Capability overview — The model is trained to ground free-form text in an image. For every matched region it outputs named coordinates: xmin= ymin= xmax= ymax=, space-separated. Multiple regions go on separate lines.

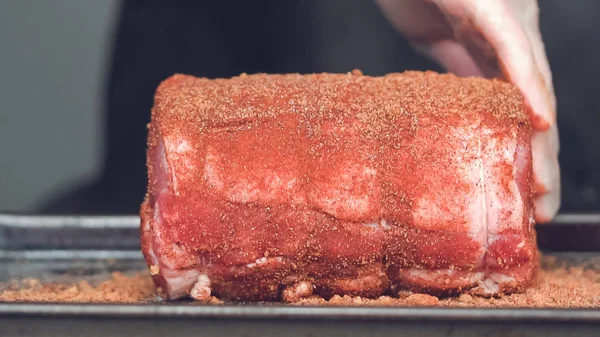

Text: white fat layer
xmin=204 ymin=147 xmax=301 ymax=204
xmin=282 ymin=281 xmax=314 ymax=302
xmin=190 ymin=274 xmax=212 ymax=301
xmin=363 ymin=218 xmax=391 ymax=230
xmin=292 ymin=281 xmax=313 ymax=295
xmin=175 ymin=139 xmax=191 ymax=152
xmin=162 ymin=269 xmax=202 ymax=299
xmin=483 ymin=132 xmax=524 ymax=235
xmin=308 ymin=163 xmax=377 ymax=219
xmin=411 ymin=126 xmax=486 ymax=249
xmin=480 ymin=278 xmax=500 ymax=294
xmin=380 ymin=219 xmax=390 ymax=230
xmin=227 ymin=178 xmax=260 ymax=203
xmin=152 ymin=203 xmax=179 ymax=270
xmin=478 ymin=273 xmax=517 ymax=295
xmin=490 ymin=273 xmax=516 ymax=284
xmin=406 ymin=269 xmax=484 ymax=282
xmin=164 ymin=140 xmax=179 ymax=195
xmin=164 ymin=137 xmax=195 ymax=196
xmin=487 ymin=233 xmax=524 ymax=245
xmin=246 ymin=257 xmax=284 ymax=269
xmin=204 ymin=149 xmax=225 ymax=190
xmin=478 ymin=131 xmax=489 ymax=265
xmin=143 ymin=219 xmax=159 ymax=267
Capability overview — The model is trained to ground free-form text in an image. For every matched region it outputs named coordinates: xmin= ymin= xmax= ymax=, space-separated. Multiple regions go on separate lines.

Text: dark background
xmin=37 ymin=0 xmax=600 ymax=215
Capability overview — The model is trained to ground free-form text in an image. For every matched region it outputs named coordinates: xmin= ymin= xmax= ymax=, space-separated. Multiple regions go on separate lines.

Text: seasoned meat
xmin=140 ymin=70 xmax=536 ymax=301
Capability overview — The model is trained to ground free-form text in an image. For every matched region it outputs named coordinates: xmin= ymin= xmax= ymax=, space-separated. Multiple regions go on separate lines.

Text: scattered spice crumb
xmin=1 ymin=260 xmax=599 ymax=308
xmin=294 ymin=268 xmax=600 ymax=308
xmin=0 ymin=272 xmax=158 ymax=303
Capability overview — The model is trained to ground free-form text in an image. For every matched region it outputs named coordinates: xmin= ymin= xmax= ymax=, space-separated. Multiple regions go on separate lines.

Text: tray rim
xmin=1 ymin=303 xmax=600 ymax=322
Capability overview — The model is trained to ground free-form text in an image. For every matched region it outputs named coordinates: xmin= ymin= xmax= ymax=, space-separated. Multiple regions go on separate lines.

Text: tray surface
xmin=0 ymin=213 xmax=599 ymax=337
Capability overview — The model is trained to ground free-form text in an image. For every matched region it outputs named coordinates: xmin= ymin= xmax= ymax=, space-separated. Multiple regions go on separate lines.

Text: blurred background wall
xmin=0 ymin=0 xmax=118 ymax=211
xmin=0 ymin=0 xmax=599 ymax=213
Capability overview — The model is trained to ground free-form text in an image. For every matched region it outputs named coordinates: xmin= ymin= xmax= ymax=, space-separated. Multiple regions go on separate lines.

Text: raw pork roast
xmin=141 ymin=71 xmax=537 ymax=301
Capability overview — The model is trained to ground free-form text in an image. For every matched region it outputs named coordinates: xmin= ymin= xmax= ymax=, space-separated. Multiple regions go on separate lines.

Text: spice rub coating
xmin=142 ymin=70 xmax=535 ymax=301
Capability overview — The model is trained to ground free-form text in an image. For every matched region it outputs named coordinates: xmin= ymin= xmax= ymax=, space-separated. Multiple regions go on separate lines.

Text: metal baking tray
xmin=0 ymin=213 xmax=599 ymax=337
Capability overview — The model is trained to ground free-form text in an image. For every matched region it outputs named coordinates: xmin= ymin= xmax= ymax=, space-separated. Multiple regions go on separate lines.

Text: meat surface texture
xmin=141 ymin=70 xmax=537 ymax=302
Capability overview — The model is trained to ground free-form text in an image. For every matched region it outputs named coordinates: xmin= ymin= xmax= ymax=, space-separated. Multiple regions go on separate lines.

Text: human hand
xmin=376 ymin=0 xmax=560 ymax=223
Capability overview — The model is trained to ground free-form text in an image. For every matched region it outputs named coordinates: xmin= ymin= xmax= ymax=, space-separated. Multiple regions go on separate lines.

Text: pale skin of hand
xmin=376 ymin=0 xmax=560 ymax=223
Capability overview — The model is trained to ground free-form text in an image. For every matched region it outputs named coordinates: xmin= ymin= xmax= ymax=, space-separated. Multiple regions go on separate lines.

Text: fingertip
xmin=534 ymin=189 xmax=561 ymax=224
xmin=529 ymin=112 xmax=551 ymax=131
xmin=514 ymin=70 xmax=554 ymax=132
xmin=531 ymin=128 xmax=561 ymax=224
xmin=531 ymin=130 xmax=560 ymax=195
